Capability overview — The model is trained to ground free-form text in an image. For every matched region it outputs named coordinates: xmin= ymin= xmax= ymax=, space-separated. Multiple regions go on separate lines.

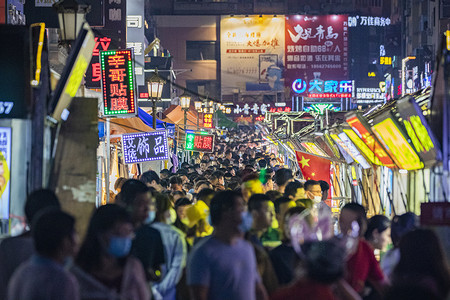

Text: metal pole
xmin=106 ymin=118 xmax=111 ymax=204
xmin=152 ymin=99 xmax=157 ymax=129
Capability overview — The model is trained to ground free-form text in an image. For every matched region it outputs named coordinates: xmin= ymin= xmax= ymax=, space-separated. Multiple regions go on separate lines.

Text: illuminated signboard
xmin=100 ymin=49 xmax=137 ymax=117
xmin=203 ymin=114 xmax=213 ymax=128
xmin=346 ymin=114 xmax=395 ymax=167
xmin=51 ymin=24 xmax=95 ymax=122
xmin=185 ymin=132 xmax=215 ymax=153
xmin=122 ymin=131 xmax=169 ymax=164
xmin=380 ymin=57 xmax=392 ymax=65
xmin=348 ymin=16 xmax=391 ymax=27
xmin=0 ymin=127 xmax=11 ymax=219
xmin=371 ymin=115 xmax=423 ymax=170
xmin=324 ymin=132 xmax=342 ymax=160
xmin=301 ymin=142 xmax=329 ymax=157
xmin=292 ymin=79 xmax=353 ymax=98
xmin=304 ymin=103 xmax=340 ymax=114
xmin=268 ymin=107 xmax=292 ymax=113
xmin=354 ymin=88 xmax=384 ymax=102
xmin=331 ymin=132 xmax=371 ymax=169
xmin=343 ymin=128 xmax=381 ymax=165
xmin=397 ymin=96 xmax=441 ymax=166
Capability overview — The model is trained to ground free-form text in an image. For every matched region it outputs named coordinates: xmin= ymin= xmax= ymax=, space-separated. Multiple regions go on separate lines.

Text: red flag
xmin=295 ymin=151 xmax=331 ymax=184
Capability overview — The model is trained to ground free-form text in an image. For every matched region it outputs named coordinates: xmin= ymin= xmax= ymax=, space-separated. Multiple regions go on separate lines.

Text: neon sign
xmin=185 ymin=132 xmax=215 ymax=153
xmin=292 ymin=78 xmax=353 ymax=98
xmin=203 ymin=114 xmax=213 ymax=128
xmin=100 ymin=49 xmax=137 ymax=117
xmin=268 ymin=107 xmax=292 ymax=113
xmin=122 ymin=131 xmax=169 ymax=163
xmin=304 ymin=103 xmax=340 ymax=114
xmin=371 ymin=116 xmax=423 ymax=170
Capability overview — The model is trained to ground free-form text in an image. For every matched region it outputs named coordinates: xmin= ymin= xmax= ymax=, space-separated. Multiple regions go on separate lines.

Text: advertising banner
xmin=122 ymin=131 xmax=169 ymax=164
xmin=0 ymin=127 xmax=11 ymax=220
xmin=185 ymin=133 xmax=215 ymax=153
xmin=220 ymin=15 xmax=285 ymax=95
xmin=285 ymin=15 xmax=348 ymax=96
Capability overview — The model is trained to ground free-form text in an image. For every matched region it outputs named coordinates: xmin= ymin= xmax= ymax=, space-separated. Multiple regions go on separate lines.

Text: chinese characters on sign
xmin=126 ymin=0 xmax=144 ymax=86
xmin=185 ymin=133 xmax=215 ymax=153
xmin=203 ymin=114 xmax=213 ymax=128
xmin=292 ymin=78 xmax=353 ymax=98
xmin=122 ymin=131 xmax=169 ymax=164
xmin=85 ymin=0 xmax=126 ymax=88
xmin=348 ymin=16 xmax=391 ymax=27
xmin=353 ymin=87 xmax=385 ymax=103
xmin=285 ymin=15 xmax=348 ymax=92
xmin=100 ymin=49 xmax=137 ymax=116
xmin=0 ymin=127 xmax=11 ymax=219
xmin=221 ymin=15 xmax=285 ymax=95
xmin=380 ymin=57 xmax=392 ymax=65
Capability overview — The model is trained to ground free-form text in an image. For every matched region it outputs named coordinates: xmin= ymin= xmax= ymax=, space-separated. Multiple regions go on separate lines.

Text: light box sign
xmin=346 ymin=114 xmax=395 ymax=167
xmin=301 ymin=142 xmax=329 ymax=157
xmin=203 ymin=114 xmax=213 ymax=128
xmin=100 ymin=49 xmax=137 ymax=117
xmin=397 ymin=96 xmax=441 ymax=166
xmin=0 ymin=127 xmax=11 ymax=219
xmin=343 ymin=128 xmax=381 ymax=165
xmin=285 ymin=15 xmax=349 ymax=92
xmin=292 ymin=79 xmax=352 ymax=98
xmin=331 ymin=132 xmax=371 ymax=169
xmin=371 ymin=114 xmax=423 ymax=170
xmin=185 ymin=132 xmax=215 ymax=153
xmin=122 ymin=131 xmax=169 ymax=164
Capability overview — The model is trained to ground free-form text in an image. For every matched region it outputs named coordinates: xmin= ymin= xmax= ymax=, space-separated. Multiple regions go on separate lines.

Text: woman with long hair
xmin=72 ymin=204 xmax=150 ymax=300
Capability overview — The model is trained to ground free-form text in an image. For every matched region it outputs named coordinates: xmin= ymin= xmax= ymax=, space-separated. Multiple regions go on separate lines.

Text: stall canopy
xmin=163 ymin=105 xmax=201 ymax=130
xmin=138 ymin=107 xmax=175 ymax=131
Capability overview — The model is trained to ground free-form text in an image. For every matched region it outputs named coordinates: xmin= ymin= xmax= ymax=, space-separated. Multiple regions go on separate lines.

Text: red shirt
xmin=271 ymin=278 xmax=336 ymax=300
xmin=346 ymin=239 xmax=384 ymax=293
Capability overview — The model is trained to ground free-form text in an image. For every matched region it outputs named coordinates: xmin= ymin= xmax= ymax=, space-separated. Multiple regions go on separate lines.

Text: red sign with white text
xmin=285 ymin=15 xmax=348 ymax=94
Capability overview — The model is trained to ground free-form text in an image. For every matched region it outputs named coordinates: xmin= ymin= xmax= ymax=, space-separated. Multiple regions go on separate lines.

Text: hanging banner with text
xmin=220 ymin=15 xmax=285 ymax=96
xmin=100 ymin=49 xmax=137 ymax=117
xmin=285 ymin=15 xmax=348 ymax=96
xmin=122 ymin=131 xmax=169 ymax=164
xmin=0 ymin=127 xmax=11 ymax=220
xmin=84 ymin=0 xmax=126 ymax=88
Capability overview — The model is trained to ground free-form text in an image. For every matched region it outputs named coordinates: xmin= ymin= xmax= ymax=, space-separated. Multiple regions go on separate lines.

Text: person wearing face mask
xmin=73 ymin=204 xmax=150 ymax=300
xmin=151 ymin=193 xmax=187 ymax=300
xmin=7 ymin=209 xmax=79 ymax=300
xmin=303 ymin=180 xmax=323 ymax=203
xmin=118 ymin=179 xmax=165 ymax=284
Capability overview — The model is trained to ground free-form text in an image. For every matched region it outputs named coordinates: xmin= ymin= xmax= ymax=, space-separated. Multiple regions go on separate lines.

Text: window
xmin=186 ymin=41 xmax=216 ymax=61
xmin=186 ymin=80 xmax=219 ymax=100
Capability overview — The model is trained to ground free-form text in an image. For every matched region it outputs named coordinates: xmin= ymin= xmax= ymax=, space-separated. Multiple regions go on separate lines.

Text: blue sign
xmin=122 ymin=131 xmax=169 ymax=164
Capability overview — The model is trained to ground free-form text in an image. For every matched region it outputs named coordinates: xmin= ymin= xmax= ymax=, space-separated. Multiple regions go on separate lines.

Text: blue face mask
xmin=145 ymin=211 xmax=156 ymax=224
xmin=107 ymin=236 xmax=132 ymax=258
xmin=239 ymin=211 xmax=253 ymax=233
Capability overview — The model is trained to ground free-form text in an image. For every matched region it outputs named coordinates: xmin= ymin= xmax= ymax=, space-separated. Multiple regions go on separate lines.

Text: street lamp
xmin=146 ymin=70 xmax=165 ymax=129
xmin=180 ymin=91 xmax=191 ymax=132
xmin=53 ymin=0 xmax=90 ymax=45
xmin=194 ymin=100 xmax=202 ymax=130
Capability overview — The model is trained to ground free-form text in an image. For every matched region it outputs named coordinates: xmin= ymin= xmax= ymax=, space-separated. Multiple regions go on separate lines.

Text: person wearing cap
xmin=185 ymin=200 xmax=214 ymax=245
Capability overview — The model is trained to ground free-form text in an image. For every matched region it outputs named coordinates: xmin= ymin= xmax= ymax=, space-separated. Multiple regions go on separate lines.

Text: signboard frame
xmin=121 ymin=131 xmax=169 ymax=164
xmin=185 ymin=132 xmax=216 ymax=153
xmin=100 ymin=49 xmax=138 ymax=117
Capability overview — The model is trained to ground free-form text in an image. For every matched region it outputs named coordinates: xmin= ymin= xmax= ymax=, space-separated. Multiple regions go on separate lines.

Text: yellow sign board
xmin=343 ymin=129 xmax=382 ymax=165
xmin=372 ymin=118 xmax=423 ymax=170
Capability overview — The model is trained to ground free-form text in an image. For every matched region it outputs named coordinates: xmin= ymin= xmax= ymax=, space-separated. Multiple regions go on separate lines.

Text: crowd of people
xmin=0 ymin=127 xmax=449 ymax=300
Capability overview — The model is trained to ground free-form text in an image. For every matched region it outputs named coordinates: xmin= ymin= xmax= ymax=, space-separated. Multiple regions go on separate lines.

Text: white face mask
xmin=313 ymin=196 xmax=322 ymax=203
xmin=165 ymin=208 xmax=177 ymax=224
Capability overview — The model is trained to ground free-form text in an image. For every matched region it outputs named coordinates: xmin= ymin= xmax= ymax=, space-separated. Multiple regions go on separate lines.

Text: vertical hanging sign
xmin=0 ymin=127 xmax=11 ymax=220
xmin=100 ymin=49 xmax=137 ymax=117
